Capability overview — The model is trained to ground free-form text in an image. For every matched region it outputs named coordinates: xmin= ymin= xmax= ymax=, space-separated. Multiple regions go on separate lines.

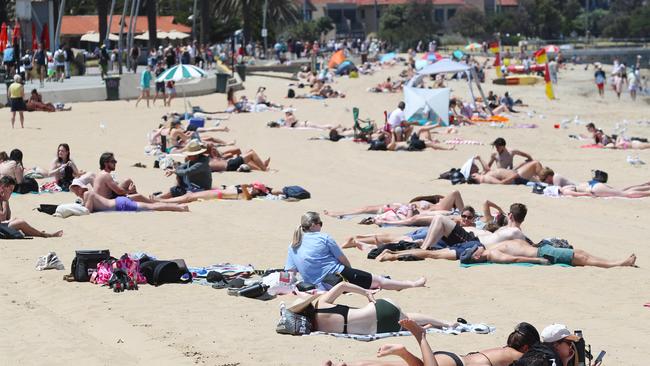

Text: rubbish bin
xmin=104 ymin=75 xmax=120 ymax=101
xmin=361 ymin=52 xmax=368 ymax=64
xmin=216 ymin=73 xmax=229 ymax=93
xmin=235 ymin=64 xmax=246 ymax=81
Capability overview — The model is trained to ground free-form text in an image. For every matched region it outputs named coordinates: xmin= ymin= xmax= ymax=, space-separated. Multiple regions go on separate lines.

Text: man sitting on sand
xmin=70 ymin=180 xmax=188 ymax=213
xmin=487 ymin=138 xmax=534 ymax=170
xmin=93 ymin=152 xmax=138 ymax=199
xmin=156 ymin=140 xmax=212 ymax=199
xmin=0 ymin=176 xmax=63 ymax=237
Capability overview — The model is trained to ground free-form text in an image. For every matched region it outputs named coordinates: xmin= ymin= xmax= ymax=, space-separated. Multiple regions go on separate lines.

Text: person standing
xmin=53 ymin=46 xmax=66 ymax=82
xmin=64 ymin=44 xmax=74 ymax=78
xmin=99 ymin=45 xmax=109 ymax=79
xmin=135 ymin=65 xmax=152 ymax=108
xmin=8 ymin=74 xmax=26 ymax=128
xmin=33 ymin=44 xmax=47 ymax=87
xmin=594 ymin=63 xmax=606 ymax=98
xmin=152 ymin=63 xmax=166 ymax=105
xmin=3 ymin=43 xmax=15 ymax=76
xmin=130 ymin=46 xmax=140 ymax=73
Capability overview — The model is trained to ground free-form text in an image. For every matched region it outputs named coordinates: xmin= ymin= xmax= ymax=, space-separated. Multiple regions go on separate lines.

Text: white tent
xmin=80 ymin=32 xmax=119 ymax=43
xmin=403 ymin=86 xmax=450 ymax=126
xmin=134 ymin=31 xmax=170 ymax=40
xmin=406 ymin=58 xmax=489 ymax=114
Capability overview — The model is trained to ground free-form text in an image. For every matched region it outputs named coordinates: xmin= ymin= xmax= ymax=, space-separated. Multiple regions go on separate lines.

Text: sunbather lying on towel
xmin=267 ymin=109 xmax=348 ymax=130
xmin=289 ymin=282 xmax=455 ymax=336
xmin=326 ymin=320 xmax=540 ymax=366
xmin=324 ymin=190 xmax=464 ymax=221
xmin=555 ymin=180 xmax=650 ymax=198
xmin=206 ymin=143 xmax=271 ymax=172
xmin=153 ymin=182 xmax=283 ymax=204
xmin=469 ymin=158 xmax=545 ymax=185
xmin=70 ymin=183 xmax=188 ymax=213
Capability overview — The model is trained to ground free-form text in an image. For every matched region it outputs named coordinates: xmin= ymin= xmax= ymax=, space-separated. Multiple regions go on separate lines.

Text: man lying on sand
xmin=469 ymin=156 xmax=545 ymax=185
xmin=0 ymin=176 xmax=63 ymax=237
xmin=325 ymin=320 xmax=541 ymax=366
xmin=206 ymin=143 xmax=270 ymax=172
xmin=70 ymin=180 xmax=188 ymax=213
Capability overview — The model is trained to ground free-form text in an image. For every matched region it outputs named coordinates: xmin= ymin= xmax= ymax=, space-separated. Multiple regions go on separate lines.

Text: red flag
xmin=32 ymin=22 xmax=38 ymax=50
xmin=41 ymin=23 xmax=49 ymax=50
xmin=0 ymin=23 xmax=7 ymax=52
xmin=12 ymin=22 xmax=21 ymax=42
xmin=488 ymin=41 xmax=499 ymax=54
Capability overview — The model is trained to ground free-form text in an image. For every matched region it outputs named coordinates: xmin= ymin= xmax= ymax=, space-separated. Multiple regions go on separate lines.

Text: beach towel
xmin=580 ymin=144 xmax=603 ymax=149
xmin=471 ymin=115 xmax=510 ymax=123
xmin=460 ymin=262 xmax=572 ymax=268
xmin=445 ymin=138 xmax=484 ymax=145
xmin=53 ymin=203 xmax=90 ymax=218
xmin=189 ymin=263 xmax=256 ymax=285
xmin=40 ymin=181 xmax=63 ymax=193
xmin=308 ymin=322 xmax=495 ymax=342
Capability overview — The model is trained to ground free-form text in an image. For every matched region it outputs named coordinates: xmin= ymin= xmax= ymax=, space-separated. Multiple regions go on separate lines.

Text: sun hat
xmin=541 ymin=324 xmax=580 ymax=343
xmin=287 ymin=293 xmax=321 ymax=313
xmin=183 ymin=140 xmax=207 ymax=156
xmin=69 ymin=178 xmax=88 ymax=189
xmin=252 ymin=181 xmax=269 ymax=194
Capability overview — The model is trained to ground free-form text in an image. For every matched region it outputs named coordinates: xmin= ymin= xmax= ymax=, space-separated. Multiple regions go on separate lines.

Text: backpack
xmin=139 ymin=259 xmax=192 ymax=286
xmin=0 ymin=223 xmax=26 ymax=239
xmin=276 ymin=305 xmax=312 ymax=335
xmin=282 ymin=186 xmax=311 ymax=200
xmin=287 ymin=88 xmax=295 ymax=98
xmin=70 ymin=249 xmax=112 ymax=282
xmin=55 ymin=50 xmax=65 ymax=63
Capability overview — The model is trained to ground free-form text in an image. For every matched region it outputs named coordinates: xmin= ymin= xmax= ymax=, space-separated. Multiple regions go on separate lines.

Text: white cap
xmin=69 ymin=178 xmax=87 ymax=189
xmin=541 ymin=324 xmax=580 ymax=343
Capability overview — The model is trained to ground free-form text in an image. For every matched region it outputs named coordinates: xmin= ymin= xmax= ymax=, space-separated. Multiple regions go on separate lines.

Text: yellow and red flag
xmin=488 ymin=41 xmax=499 ymax=54
xmin=534 ymin=48 xmax=555 ymax=100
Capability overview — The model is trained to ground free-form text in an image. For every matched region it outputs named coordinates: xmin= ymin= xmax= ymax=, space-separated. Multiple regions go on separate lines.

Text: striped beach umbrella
xmin=156 ymin=64 xmax=207 ymax=82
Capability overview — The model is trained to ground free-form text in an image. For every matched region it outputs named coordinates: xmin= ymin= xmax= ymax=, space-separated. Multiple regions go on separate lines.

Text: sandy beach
xmin=1 ymin=61 xmax=649 ymax=366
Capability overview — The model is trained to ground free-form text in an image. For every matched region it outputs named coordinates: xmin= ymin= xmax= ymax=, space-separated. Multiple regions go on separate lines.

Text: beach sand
xmin=1 ymin=62 xmax=649 ymax=366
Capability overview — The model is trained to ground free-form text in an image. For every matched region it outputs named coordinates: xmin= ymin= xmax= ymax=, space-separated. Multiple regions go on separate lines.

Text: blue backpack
xmin=282 ymin=186 xmax=310 ymax=200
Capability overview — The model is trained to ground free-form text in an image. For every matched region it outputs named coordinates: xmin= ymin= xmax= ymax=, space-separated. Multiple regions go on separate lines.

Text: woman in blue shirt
xmin=285 ymin=212 xmax=426 ymax=291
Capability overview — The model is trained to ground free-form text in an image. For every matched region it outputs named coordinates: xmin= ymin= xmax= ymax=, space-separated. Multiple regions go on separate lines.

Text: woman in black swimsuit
xmin=328 ymin=320 xmax=539 ymax=366
xmin=290 ymin=282 xmax=455 ymax=336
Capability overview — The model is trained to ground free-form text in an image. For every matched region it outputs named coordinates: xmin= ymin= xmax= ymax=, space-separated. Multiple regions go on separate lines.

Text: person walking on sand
xmin=594 ymin=63 xmax=606 ymax=98
xmin=136 ymin=65 xmax=152 ymax=108
xmin=8 ymin=75 xmax=26 ymax=129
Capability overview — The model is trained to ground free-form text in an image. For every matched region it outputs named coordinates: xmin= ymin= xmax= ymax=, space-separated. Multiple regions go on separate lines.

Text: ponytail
xmin=291 ymin=225 xmax=303 ymax=248
xmin=291 ymin=211 xmax=321 ymax=248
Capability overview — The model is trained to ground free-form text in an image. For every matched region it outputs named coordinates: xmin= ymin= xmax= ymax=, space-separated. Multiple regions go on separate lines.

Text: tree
xmin=212 ymin=0 xmax=300 ymax=43
xmin=449 ymin=5 xmax=487 ymax=38
xmin=628 ymin=4 xmax=650 ymax=37
xmin=378 ymin=1 xmax=438 ymax=51
xmin=97 ymin=0 xmax=108 ymax=45
xmin=146 ymin=0 xmax=157 ymax=50
xmin=287 ymin=17 xmax=333 ymax=42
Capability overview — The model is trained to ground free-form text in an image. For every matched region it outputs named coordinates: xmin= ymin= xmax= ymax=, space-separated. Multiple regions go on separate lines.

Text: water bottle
xmin=574 ymin=330 xmax=586 ymax=366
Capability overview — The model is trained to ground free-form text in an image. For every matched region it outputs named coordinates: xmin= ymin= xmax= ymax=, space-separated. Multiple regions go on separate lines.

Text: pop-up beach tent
xmin=403 ymin=86 xmax=450 ymax=126
xmin=407 ymin=58 xmax=489 ymax=114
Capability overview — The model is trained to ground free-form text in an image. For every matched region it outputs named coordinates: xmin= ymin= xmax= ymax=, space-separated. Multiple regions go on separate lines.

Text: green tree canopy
xmin=378 ymin=1 xmax=438 ymax=51
xmin=449 ymin=5 xmax=487 ymax=38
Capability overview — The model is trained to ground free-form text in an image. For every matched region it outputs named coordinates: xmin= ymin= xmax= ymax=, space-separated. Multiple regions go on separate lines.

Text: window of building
xmin=447 ymin=8 xmax=456 ymax=19
xmin=434 ymin=9 xmax=444 ymax=22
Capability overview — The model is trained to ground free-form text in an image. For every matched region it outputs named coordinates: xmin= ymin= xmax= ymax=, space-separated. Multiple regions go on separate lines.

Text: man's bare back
xmin=466 ymin=226 xmax=524 ymax=246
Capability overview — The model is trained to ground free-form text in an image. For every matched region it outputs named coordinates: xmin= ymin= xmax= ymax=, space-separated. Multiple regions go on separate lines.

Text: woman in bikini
xmin=324 ymin=191 xmax=465 ymax=220
xmin=268 ymin=109 xmax=346 ymax=130
xmin=557 ymin=180 xmax=650 ymax=198
xmin=469 ymin=160 xmax=545 ymax=185
xmin=326 ymin=320 xmax=539 ymax=366
xmin=48 ymin=143 xmax=85 ymax=191
xmin=603 ymin=135 xmax=650 ymax=150
xmin=166 ymin=120 xmax=234 ymax=153
xmin=153 ymin=182 xmax=283 ymax=204
xmin=290 ymin=282 xmax=454 ymax=336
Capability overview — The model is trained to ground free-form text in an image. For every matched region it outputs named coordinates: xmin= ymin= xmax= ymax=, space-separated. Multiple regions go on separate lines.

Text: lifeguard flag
xmin=534 ymin=48 xmax=555 ymax=100
xmin=328 ymin=50 xmax=345 ymax=69
xmin=493 ymin=52 xmax=502 ymax=77
xmin=488 ymin=41 xmax=499 ymax=54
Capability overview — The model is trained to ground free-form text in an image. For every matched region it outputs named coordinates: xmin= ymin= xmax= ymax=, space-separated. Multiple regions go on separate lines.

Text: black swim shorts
xmin=226 ymin=156 xmax=245 ymax=171
xmin=443 ymin=224 xmax=478 ymax=246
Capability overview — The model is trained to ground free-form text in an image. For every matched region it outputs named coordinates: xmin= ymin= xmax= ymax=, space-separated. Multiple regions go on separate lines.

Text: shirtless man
xmin=470 ymin=157 xmax=544 ymax=185
xmin=0 ymin=176 xmax=63 ymax=237
xmin=93 ymin=152 xmax=137 ymax=199
xmin=325 ymin=319 xmax=540 ymax=366
xmin=487 ymin=137 xmax=533 ymax=170
xmin=70 ymin=180 xmax=188 ymax=213
xmin=376 ymin=203 xmax=528 ymax=262
xmin=465 ymin=238 xmax=637 ymax=268
xmin=206 ymin=144 xmax=271 ymax=172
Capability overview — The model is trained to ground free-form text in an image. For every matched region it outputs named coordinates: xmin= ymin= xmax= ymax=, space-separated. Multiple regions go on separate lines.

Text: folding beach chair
xmin=352 ymin=107 xmax=375 ymax=141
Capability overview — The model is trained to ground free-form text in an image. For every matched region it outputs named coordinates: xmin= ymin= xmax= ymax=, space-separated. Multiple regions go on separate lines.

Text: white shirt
xmin=387 ymin=108 xmax=406 ymax=128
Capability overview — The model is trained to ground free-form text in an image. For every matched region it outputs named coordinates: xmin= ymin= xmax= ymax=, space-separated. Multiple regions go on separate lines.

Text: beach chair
xmin=352 ymin=107 xmax=375 ymax=141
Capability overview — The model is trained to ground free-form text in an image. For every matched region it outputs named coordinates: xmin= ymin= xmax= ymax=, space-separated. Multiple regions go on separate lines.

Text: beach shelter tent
xmin=380 ymin=52 xmax=396 ymax=63
xmin=408 ymin=58 xmax=490 ymax=114
xmin=81 ymin=32 xmax=118 ymax=43
xmin=403 ymin=86 xmax=450 ymax=126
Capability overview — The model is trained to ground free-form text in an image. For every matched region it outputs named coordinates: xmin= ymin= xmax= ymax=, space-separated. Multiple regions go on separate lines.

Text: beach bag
xmin=263 ymin=271 xmax=295 ymax=296
xmin=37 ymin=204 xmax=59 ymax=215
xmin=282 ymin=186 xmax=311 ymax=200
xmin=115 ymin=254 xmax=148 ymax=284
xmin=592 ymin=170 xmax=608 ymax=183
xmin=450 ymin=170 xmax=466 ymax=185
xmin=368 ymin=140 xmax=387 ymax=151
xmin=91 ymin=259 xmax=116 ymax=285
xmin=14 ymin=177 xmax=39 ymax=194
xmin=140 ymin=259 xmax=191 ymax=286
xmin=407 ymin=133 xmax=426 ymax=151
xmin=276 ymin=306 xmax=312 ymax=335
xmin=287 ymin=88 xmax=295 ymax=98
xmin=70 ymin=249 xmax=111 ymax=282
xmin=0 ymin=223 xmax=26 ymax=239
xmin=55 ymin=51 xmax=65 ymax=63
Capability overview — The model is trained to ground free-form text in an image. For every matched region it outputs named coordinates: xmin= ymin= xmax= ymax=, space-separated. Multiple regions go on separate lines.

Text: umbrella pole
xmin=183 ymin=86 xmax=187 ymax=116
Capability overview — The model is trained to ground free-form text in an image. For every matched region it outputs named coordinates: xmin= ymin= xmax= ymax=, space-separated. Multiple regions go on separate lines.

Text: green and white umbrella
xmin=156 ymin=64 xmax=207 ymax=82
xmin=156 ymin=64 xmax=208 ymax=113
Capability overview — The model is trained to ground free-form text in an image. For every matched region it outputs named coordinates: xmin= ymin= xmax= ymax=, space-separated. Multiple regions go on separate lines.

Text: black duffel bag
xmin=70 ymin=249 xmax=112 ymax=282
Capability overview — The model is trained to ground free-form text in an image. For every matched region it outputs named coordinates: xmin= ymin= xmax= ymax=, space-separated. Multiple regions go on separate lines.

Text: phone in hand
xmin=593 ymin=350 xmax=606 ymax=366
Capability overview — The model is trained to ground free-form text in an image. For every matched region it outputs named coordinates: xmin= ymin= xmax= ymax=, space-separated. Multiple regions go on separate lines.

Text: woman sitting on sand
xmin=226 ymin=88 xmax=248 ymax=113
xmin=288 ymin=282 xmax=454 ymax=335
xmin=153 ymin=182 xmax=284 ymax=204
xmin=326 ymin=320 xmax=539 ymax=366
xmin=0 ymin=149 xmax=39 ymax=193
xmin=552 ymin=180 xmax=650 ymax=198
xmin=26 ymin=89 xmax=56 ymax=112
xmin=48 ymin=143 xmax=85 ymax=191
xmin=267 ymin=109 xmax=347 ymax=130
xmin=255 ymin=86 xmax=282 ymax=108
xmin=286 ymin=212 xmax=426 ymax=291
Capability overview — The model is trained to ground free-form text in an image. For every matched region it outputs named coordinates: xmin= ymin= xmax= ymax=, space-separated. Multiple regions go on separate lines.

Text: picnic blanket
xmin=308 ymin=322 xmax=495 ymax=342
xmin=188 ymin=263 xmax=256 ymax=285
xmin=471 ymin=115 xmax=510 ymax=123
xmin=580 ymin=144 xmax=603 ymax=149
xmin=444 ymin=138 xmax=484 ymax=145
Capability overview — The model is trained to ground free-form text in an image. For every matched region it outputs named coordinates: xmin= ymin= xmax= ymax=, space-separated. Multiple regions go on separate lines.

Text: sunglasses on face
xmin=461 ymin=214 xmax=474 ymax=219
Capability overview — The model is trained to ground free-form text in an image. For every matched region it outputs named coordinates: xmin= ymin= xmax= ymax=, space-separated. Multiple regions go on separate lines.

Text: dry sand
xmin=0 ymin=61 xmax=649 ymax=366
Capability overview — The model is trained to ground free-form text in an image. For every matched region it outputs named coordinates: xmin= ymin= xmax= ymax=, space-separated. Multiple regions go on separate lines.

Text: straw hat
xmin=183 ymin=140 xmax=207 ymax=156
xmin=287 ymin=294 xmax=321 ymax=313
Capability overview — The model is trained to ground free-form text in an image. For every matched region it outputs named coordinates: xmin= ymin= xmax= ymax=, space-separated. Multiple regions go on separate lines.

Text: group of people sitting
xmin=584 ymin=122 xmax=650 ymax=150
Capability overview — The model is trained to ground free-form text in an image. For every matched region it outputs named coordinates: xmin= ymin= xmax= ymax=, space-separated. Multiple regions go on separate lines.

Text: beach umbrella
xmin=156 ymin=64 xmax=208 ymax=114
xmin=12 ymin=22 xmax=21 ymax=43
xmin=328 ymin=49 xmax=345 ymax=69
xmin=41 ymin=23 xmax=49 ymax=50
xmin=544 ymin=45 xmax=560 ymax=53
xmin=421 ymin=52 xmax=441 ymax=61
xmin=0 ymin=23 xmax=7 ymax=52
xmin=452 ymin=49 xmax=465 ymax=60
xmin=465 ymin=43 xmax=482 ymax=51
xmin=31 ymin=22 xmax=38 ymax=50
xmin=380 ymin=52 xmax=396 ymax=63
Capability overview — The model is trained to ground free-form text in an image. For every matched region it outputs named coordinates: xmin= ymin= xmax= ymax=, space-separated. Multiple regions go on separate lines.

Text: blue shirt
xmin=284 ymin=232 xmax=345 ymax=288
xmin=3 ymin=47 xmax=14 ymax=62
xmin=140 ymin=70 xmax=152 ymax=88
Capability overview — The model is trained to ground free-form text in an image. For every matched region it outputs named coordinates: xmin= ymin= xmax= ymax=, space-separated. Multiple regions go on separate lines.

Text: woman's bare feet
xmin=399 ymin=318 xmax=425 ymax=341
xmin=622 ymin=254 xmax=637 ymax=267
xmin=377 ymin=250 xmax=400 ymax=262
xmin=376 ymin=344 xmax=407 ymax=358
xmin=45 ymin=230 xmax=64 ymax=238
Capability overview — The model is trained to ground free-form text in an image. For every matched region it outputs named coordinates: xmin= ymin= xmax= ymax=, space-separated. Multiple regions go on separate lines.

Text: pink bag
xmin=91 ymin=260 xmax=115 ymax=285
xmin=115 ymin=255 xmax=147 ymax=284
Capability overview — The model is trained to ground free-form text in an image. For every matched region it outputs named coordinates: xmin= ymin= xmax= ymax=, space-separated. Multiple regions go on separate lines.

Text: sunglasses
xmin=110 ymin=160 xmax=117 ymax=163
xmin=461 ymin=214 xmax=474 ymax=219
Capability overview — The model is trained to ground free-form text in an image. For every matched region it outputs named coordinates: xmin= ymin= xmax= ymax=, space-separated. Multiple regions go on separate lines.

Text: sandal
xmin=359 ymin=217 xmax=375 ymax=225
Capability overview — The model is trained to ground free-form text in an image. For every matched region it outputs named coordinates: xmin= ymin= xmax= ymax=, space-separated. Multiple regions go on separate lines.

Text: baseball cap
xmin=541 ymin=324 xmax=580 ymax=343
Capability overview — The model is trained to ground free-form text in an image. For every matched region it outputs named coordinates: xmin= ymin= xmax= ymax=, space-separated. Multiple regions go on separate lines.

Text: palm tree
xmin=97 ymin=0 xmax=108 ymax=43
xmin=213 ymin=0 xmax=300 ymax=43
xmin=200 ymin=0 xmax=209 ymax=45
xmin=145 ymin=0 xmax=157 ymax=50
